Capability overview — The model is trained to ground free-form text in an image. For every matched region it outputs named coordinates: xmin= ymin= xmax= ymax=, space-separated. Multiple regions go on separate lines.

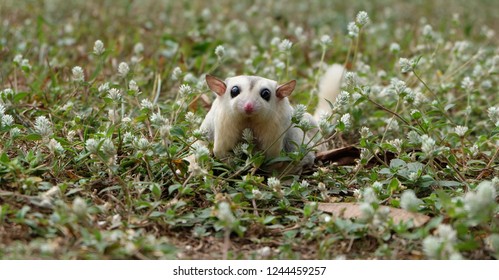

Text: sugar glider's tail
xmin=314 ymin=64 xmax=345 ymax=119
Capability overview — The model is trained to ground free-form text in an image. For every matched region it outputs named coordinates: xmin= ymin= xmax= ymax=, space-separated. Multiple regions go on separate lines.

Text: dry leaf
xmin=318 ymin=202 xmax=430 ymax=228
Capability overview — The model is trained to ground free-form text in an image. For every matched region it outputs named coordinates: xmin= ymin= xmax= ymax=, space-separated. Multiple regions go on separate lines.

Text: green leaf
xmin=24 ymin=134 xmax=42 ymax=141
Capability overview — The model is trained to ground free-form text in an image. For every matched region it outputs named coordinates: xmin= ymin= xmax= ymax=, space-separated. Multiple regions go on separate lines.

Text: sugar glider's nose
xmin=243 ymin=102 xmax=254 ymax=113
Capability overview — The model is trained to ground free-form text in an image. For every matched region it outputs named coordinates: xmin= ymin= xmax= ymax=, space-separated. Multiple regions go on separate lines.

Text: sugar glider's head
xmin=206 ymin=74 xmax=296 ymax=119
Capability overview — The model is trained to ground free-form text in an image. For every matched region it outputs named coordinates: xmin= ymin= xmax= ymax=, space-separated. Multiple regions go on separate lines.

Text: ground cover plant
xmin=0 ymin=0 xmax=498 ymax=259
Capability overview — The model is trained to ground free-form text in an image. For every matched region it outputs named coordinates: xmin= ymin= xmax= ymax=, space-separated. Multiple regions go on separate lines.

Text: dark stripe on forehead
xmin=248 ymin=76 xmax=259 ymax=91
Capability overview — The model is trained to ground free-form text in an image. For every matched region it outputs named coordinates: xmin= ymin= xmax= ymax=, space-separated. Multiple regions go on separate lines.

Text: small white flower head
xmin=150 ymin=112 xmax=166 ymax=125
xmin=252 ymin=189 xmax=263 ymax=200
xmin=292 ymin=104 xmax=306 ymax=122
xmin=93 ymin=40 xmax=105 ymax=55
xmin=192 ymin=142 xmax=209 ymax=161
xmin=344 ymin=72 xmax=358 ymax=88
xmin=388 ymin=138 xmax=403 ymax=153
xmin=140 ymin=99 xmax=154 ymax=110
xmin=178 ymin=84 xmax=192 ymax=97
xmin=129 ymin=80 xmax=140 ymax=94
xmin=242 ymin=128 xmax=253 ymax=143
xmin=389 ymin=42 xmax=400 ymax=53
xmin=300 ymin=180 xmax=310 ymax=189
xmin=0 ymin=104 xmax=6 ymax=116
xmin=356 ymin=11 xmax=369 ymax=26
xmin=407 ymin=130 xmax=421 ymax=144
xmin=215 ymin=45 xmax=225 ymax=60
xmin=317 ymin=182 xmax=326 ymax=192
xmin=21 ymin=59 xmax=31 ymax=70
xmin=420 ymin=134 xmax=436 ymax=155
xmin=133 ymin=42 xmax=144 ymax=54
xmin=48 ymin=139 xmax=64 ymax=154
xmin=464 ymin=180 xmax=497 ymax=224
xmin=422 ymin=24 xmax=434 ymax=39
xmin=488 ymin=106 xmax=499 ymax=127
xmin=267 ymin=177 xmax=281 ymax=189
xmin=13 ymin=54 xmax=23 ymax=65
xmin=340 ymin=113 xmax=351 ymax=129
xmin=135 ymin=137 xmax=150 ymax=151
xmin=320 ymin=35 xmax=332 ymax=46
xmin=72 ymin=66 xmax=84 ymax=82
xmin=10 ymin=127 xmax=21 ymax=138
xmin=399 ymin=57 xmax=415 ymax=73
xmin=335 ymin=91 xmax=350 ymax=107
xmin=1 ymin=114 xmax=14 ymax=127
xmin=362 ymin=187 xmax=378 ymax=204
xmin=34 ymin=116 xmax=53 ymax=137
xmin=360 ymin=126 xmax=372 ymax=138
xmin=278 ymin=39 xmax=293 ymax=52
xmin=107 ymin=88 xmax=122 ymax=103
xmin=118 ymin=62 xmax=130 ymax=77
xmin=1 ymin=88 xmax=14 ymax=99
xmin=347 ymin=22 xmax=359 ymax=38
xmin=400 ymin=189 xmax=422 ymax=212
xmin=461 ymin=76 xmax=474 ymax=91
xmin=98 ymin=82 xmax=110 ymax=93
xmin=101 ymin=138 xmax=116 ymax=157
xmin=171 ymin=67 xmax=182 ymax=81
xmin=372 ymin=181 xmax=383 ymax=192
xmin=85 ymin=138 xmax=100 ymax=154
xmin=454 ymin=125 xmax=468 ymax=137
xmin=183 ymin=73 xmax=197 ymax=84
xmin=217 ymin=201 xmax=235 ymax=226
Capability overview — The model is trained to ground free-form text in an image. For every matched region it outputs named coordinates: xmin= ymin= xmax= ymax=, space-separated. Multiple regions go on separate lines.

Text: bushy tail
xmin=314 ymin=64 xmax=345 ymax=119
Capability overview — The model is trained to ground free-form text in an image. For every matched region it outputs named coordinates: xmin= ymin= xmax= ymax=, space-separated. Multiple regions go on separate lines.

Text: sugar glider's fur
xmin=200 ymin=64 xmax=344 ymax=171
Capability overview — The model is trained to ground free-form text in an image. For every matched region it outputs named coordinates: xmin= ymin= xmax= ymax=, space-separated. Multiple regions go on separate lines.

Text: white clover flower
xmin=362 ymin=187 xmax=378 ymax=204
xmin=268 ymin=177 xmax=281 ymax=189
xmin=1 ymin=114 xmax=14 ymax=127
xmin=217 ymin=201 xmax=235 ymax=225
xmin=0 ymin=104 xmax=6 ymax=116
xmin=21 ymin=59 xmax=31 ymax=70
xmin=123 ymin=132 xmax=135 ymax=144
xmin=423 ymin=224 xmax=461 ymax=259
xmin=389 ymin=42 xmax=400 ymax=53
xmin=278 ymin=39 xmax=293 ymax=52
xmin=178 ymin=84 xmax=192 ymax=97
xmin=300 ymin=180 xmax=310 ymax=188
xmin=135 ymin=137 xmax=150 ymax=151
xmin=72 ymin=66 xmax=84 ymax=82
xmin=388 ymin=138 xmax=403 ymax=153
xmin=34 ymin=116 xmax=53 ymax=137
xmin=356 ymin=11 xmax=369 ymax=26
xmin=400 ymin=189 xmax=422 ymax=212
xmin=461 ymin=76 xmax=474 ymax=91
xmin=150 ymin=112 xmax=166 ymax=125
xmin=274 ymin=59 xmax=285 ymax=70
xmin=422 ymin=24 xmax=434 ymax=39
xmin=270 ymin=37 xmax=281 ymax=47
xmin=347 ymin=22 xmax=359 ymax=38
xmin=48 ymin=139 xmax=64 ymax=154
xmin=118 ymin=62 xmax=129 ymax=77
xmin=292 ymin=104 xmax=306 ymax=122
xmin=252 ymin=189 xmax=263 ymax=200
xmin=85 ymin=138 xmax=100 ymax=154
xmin=335 ymin=90 xmax=350 ymax=106
xmin=107 ymin=88 xmax=122 ymax=103
xmin=454 ymin=125 xmax=468 ymax=137
xmin=320 ymin=35 xmax=332 ymax=46
xmin=183 ymin=73 xmax=197 ymax=84
xmin=13 ymin=54 xmax=23 ymax=64
xmin=101 ymin=138 xmax=116 ymax=157
xmin=192 ymin=142 xmax=209 ymax=160
xmin=140 ymin=99 xmax=154 ymax=110
xmin=133 ymin=42 xmax=144 ymax=54
xmin=372 ymin=181 xmax=383 ymax=192
xmin=129 ymin=80 xmax=140 ymax=94
xmin=464 ymin=180 xmax=497 ymax=224
xmin=407 ymin=130 xmax=421 ymax=144
xmin=93 ymin=40 xmax=105 ymax=55
xmin=215 ymin=45 xmax=225 ymax=60
xmin=340 ymin=113 xmax=351 ymax=129
xmin=10 ymin=127 xmax=21 ymax=138
xmin=171 ymin=67 xmax=182 ymax=81
xmin=420 ymin=134 xmax=436 ymax=155
xmin=487 ymin=106 xmax=499 ymax=127
xmin=360 ymin=126 xmax=372 ymax=138
xmin=241 ymin=128 xmax=253 ymax=143
xmin=344 ymin=72 xmax=358 ymax=88
xmin=399 ymin=57 xmax=414 ymax=73
xmin=98 ymin=82 xmax=110 ymax=93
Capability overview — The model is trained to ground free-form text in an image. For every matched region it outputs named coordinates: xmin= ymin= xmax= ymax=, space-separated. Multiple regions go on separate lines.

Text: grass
xmin=0 ymin=0 xmax=498 ymax=259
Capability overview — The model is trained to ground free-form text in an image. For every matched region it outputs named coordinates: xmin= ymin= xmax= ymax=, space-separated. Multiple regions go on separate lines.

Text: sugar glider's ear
xmin=206 ymin=75 xmax=227 ymax=96
xmin=276 ymin=80 xmax=296 ymax=99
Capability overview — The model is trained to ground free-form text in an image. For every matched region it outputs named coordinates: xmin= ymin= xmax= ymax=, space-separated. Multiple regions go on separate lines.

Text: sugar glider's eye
xmin=230 ymin=86 xmax=240 ymax=98
xmin=260 ymin=88 xmax=271 ymax=101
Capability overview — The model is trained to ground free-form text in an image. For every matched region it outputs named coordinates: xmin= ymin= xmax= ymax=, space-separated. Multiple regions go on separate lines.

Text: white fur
xmin=314 ymin=64 xmax=345 ymax=119
xmin=201 ymin=65 xmax=344 ymax=171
